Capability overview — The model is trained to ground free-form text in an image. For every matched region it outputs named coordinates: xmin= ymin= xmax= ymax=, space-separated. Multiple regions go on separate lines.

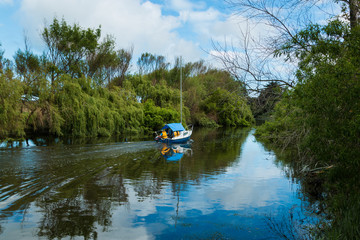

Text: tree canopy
xmin=248 ymin=0 xmax=360 ymax=238
xmin=0 ymin=17 xmax=254 ymax=141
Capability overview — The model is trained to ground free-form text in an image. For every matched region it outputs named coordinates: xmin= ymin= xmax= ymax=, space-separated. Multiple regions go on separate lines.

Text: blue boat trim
xmin=161 ymin=123 xmax=186 ymax=132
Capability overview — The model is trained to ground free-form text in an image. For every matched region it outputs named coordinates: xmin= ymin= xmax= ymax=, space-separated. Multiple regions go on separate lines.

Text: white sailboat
xmin=154 ymin=57 xmax=193 ymax=143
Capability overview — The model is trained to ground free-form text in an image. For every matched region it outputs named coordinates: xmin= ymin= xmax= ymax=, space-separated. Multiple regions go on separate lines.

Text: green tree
xmin=201 ymin=88 xmax=253 ymax=127
xmin=143 ymin=99 xmax=180 ymax=131
xmin=14 ymin=38 xmax=45 ymax=97
xmin=42 ymin=17 xmax=101 ymax=81
xmin=137 ymin=53 xmax=169 ymax=82
xmin=87 ymin=36 xmax=133 ymax=88
xmin=0 ymin=70 xmax=25 ymax=139
xmin=0 ymin=43 xmax=4 ymax=72
xmin=255 ymin=5 xmax=360 ymax=239
xmin=250 ymin=82 xmax=283 ymax=119
xmin=109 ymin=47 xmax=133 ymax=87
xmin=86 ymin=35 xmax=117 ymax=86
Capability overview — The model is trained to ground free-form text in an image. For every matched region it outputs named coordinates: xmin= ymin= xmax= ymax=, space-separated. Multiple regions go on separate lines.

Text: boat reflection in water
xmin=159 ymin=142 xmax=193 ymax=161
xmin=159 ymin=142 xmax=193 ymax=227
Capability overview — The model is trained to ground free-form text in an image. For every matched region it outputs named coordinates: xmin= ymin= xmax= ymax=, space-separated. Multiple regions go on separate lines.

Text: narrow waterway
xmin=0 ymin=128 xmax=315 ymax=239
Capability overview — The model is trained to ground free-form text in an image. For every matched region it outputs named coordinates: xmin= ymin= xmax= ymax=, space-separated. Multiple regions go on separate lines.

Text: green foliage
xmin=88 ymin=36 xmax=133 ymax=87
xmin=257 ymin=17 xmax=360 ymax=239
xmin=250 ymin=82 xmax=283 ymax=119
xmin=0 ymin=43 xmax=5 ymax=71
xmin=192 ymin=112 xmax=219 ymax=128
xmin=0 ymin=71 xmax=25 ymax=139
xmin=87 ymin=35 xmax=118 ymax=85
xmin=255 ymin=91 xmax=307 ymax=152
xmin=182 ymin=69 xmax=250 ymax=127
xmin=137 ymin=52 xmax=169 ymax=78
xmin=201 ymin=88 xmax=253 ymax=127
xmin=200 ymin=69 xmax=247 ymax=96
xmin=143 ymin=100 xmax=180 ymax=131
xmin=42 ymin=17 xmax=101 ymax=79
xmin=26 ymin=100 xmax=64 ymax=136
xmin=269 ymin=18 xmax=360 ymax=166
xmin=295 ymin=60 xmax=360 ymax=166
xmin=0 ymin=18 xmax=255 ymax=141
xmin=53 ymin=75 xmax=143 ymax=137
xmin=129 ymin=65 xmax=253 ymax=129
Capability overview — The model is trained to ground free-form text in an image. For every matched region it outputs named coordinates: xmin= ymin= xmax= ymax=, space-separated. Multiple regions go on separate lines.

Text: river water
xmin=0 ymin=128 xmax=315 ymax=239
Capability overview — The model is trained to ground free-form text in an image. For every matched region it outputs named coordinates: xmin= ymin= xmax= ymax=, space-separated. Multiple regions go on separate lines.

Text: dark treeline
xmin=0 ymin=18 xmax=254 ymax=141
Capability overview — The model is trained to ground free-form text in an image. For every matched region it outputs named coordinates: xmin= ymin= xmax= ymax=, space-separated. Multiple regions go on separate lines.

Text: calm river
xmin=0 ymin=128 xmax=315 ymax=239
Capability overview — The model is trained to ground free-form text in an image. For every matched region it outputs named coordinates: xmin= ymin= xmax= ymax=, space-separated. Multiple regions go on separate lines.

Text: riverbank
xmin=254 ymin=129 xmax=360 ymax=239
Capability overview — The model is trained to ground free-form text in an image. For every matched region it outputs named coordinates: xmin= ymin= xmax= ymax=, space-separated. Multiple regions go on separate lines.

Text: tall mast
xmin=180 ymin=56 xmax=182 ymax=124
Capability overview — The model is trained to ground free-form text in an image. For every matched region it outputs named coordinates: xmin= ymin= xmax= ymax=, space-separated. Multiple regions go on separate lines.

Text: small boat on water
xmin=155 ymin=123 xmax=193 ymax=143
xmin=154 ymin=57 xmax=193 ymax=144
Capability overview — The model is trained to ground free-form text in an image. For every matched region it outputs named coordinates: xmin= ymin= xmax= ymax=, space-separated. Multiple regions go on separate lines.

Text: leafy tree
xmin=0 ymin=43 xmax=4 ymax=72
xmin=86 ymin=35 xmax=117 ymax=85
xmin=250 ymin=82 xmax=283 ymax=119
xmin=0 ymin=70 xmax=25 ymax=139
xmin=254 ymin=4 xmax=360 ymax=238
xmin=87 ymin=36 xmax=133 ymax=88
xmin=109 ymin=47 xmax=133 ymax=87
xmin=201 ymin=88 xmax=253 ymax=127
xmin=0 ymin=44 xmax=12 ymax=73
xmin=42 ymin=17 xmax=101 ymax=81
xmin=143 ymin=100 xmax=180 ymax=131
xmin=167 ymin=58 xmax=207 ymax=87
xmin=137 ymin=53 xmax=169 ymax=81
xmin=14 ymin=38 xmax=45 ymax=97
xmin=129 ymin=75 xmax=179 ymax=108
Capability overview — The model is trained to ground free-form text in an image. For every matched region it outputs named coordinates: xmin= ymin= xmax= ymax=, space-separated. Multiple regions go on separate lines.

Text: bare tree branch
xmin=211 ymin=0 xmax=338 ymax=93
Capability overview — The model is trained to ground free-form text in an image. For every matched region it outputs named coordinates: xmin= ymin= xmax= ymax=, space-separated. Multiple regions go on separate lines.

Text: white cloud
xmin=16 ymin=0 xmax=204 ymax=62
xmin=168 ymin=0 xmax=206 ymax=12
xmin=180 ymin=7 xmax=220 ymax=23
xmin=15 ymin=0 xmax=261 ymax=66
xmin=168 ymin=0 xmax=196 ymax=11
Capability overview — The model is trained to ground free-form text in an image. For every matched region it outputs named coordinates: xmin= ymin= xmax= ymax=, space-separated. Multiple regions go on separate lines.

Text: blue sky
xmin=0 ymin=0 xmax=239 ymax=64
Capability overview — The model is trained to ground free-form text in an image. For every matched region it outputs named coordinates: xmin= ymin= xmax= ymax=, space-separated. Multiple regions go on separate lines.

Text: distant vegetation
xmin=0 ymin=18 xmax=254 ymax=141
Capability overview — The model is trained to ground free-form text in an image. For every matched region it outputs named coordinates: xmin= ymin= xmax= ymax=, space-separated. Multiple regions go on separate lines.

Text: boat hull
xmin=158 ymin=136 xmax=191 ymax=144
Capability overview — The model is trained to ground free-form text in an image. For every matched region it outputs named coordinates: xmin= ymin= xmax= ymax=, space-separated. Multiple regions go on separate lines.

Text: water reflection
xmin=0 ymin=128 xmax=316 ymax=239
xmin=158 ymin=143 xmax=193 ymax=229
xmin=159 ymin=143 xmax=193 ymax=161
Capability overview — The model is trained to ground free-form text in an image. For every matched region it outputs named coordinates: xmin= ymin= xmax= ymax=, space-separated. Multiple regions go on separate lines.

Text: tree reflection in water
xmin=1 ymin=128 xmax=310 ymax=239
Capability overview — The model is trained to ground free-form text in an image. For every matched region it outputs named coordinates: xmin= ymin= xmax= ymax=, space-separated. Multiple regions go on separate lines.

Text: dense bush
xmin=257 ymin=19 xmax=360 ymax=167
xmin=255 ymin=18 xmax=360 ymax=239
xmin=0 ymin=70 xmax=25 ymax=139
xmin=0 ymin=18 xmax=255 ymax=141
xmin=201 ymin=88 xmax=253 ymax=127
xmin=143 ymin=100 xmax=181 ymax=131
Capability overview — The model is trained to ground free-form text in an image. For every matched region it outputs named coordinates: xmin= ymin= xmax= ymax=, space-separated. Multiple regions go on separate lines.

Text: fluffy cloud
xmin=15 ymin=0 xmax=248 ymax=65
xmin=167 ymin=0 xmax=206 ymax=11
xmin=19 ymin=0 xmax=187 ymax=57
